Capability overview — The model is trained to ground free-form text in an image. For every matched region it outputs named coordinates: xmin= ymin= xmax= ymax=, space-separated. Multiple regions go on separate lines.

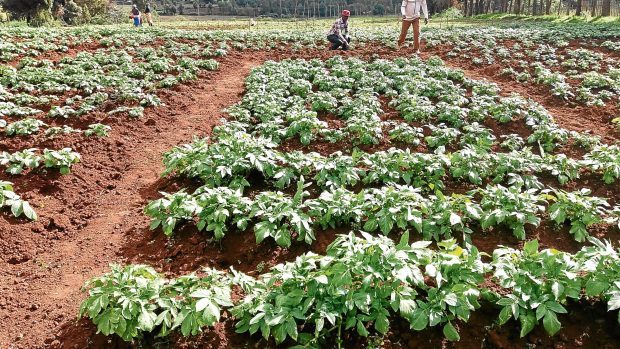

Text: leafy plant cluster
xmin=435 ymin=30 xmax=620 ymax=106
xmin=0 ymin=180 xmax=37 ymax=220
xmin=0 ymin=36 xmax=221 ymax=141
xmin=0 ymin=147 xmax=80 ymax=175
xmin=80 ymin=233 xmax=620 ymax=345
xmin=146 ymin=177 xmax=617 ymax=246
xmin=78 ymin=265 xmax=233 ymax=341
xmin=0 ymin=117 xmax=111 ymax=138
xmin=491 ymin=235 xmax=620 ymax=336
xmin=218 ymin=57 xmax=612 ymax=183
xmin=226 ymin=56 xmax=599 ymax=154
xmin=162 ymin=125 xmax=616 ymax=193
xmin=150 ymin=57 xmax=619 ymax=247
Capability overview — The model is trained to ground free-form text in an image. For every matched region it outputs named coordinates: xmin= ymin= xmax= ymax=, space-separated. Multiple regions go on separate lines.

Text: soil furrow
xmin=0 ymin=58 xmax=260 ymax=348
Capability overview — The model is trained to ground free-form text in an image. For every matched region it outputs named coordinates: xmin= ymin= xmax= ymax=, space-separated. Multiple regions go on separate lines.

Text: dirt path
xmin=0 ymin=56 xmax=261 ymax=349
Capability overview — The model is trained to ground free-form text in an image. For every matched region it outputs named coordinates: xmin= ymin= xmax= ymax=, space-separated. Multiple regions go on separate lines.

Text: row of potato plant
xmin=0 ymin=53 xmax=219 ymax=121
xmin=79 ymin=233 xmax=620 ymax=346
xmin=0 ymin=117 xmax=110 ymax=138
xmin=0 ymin=147 xmax=80 ymax=176
xmin=0 ymin=148 xmax=80 ymax=219
xmin=430 ymin=26 xmax=620 ymax=107
xmin=162 ymin=125 xmax=619 ymax=191
xmin=146 ymin=177 xmax=619 ymax=245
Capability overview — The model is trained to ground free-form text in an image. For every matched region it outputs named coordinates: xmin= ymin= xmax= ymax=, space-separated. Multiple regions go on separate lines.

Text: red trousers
xmin=398 ymin=18 xmax=421 ymax=50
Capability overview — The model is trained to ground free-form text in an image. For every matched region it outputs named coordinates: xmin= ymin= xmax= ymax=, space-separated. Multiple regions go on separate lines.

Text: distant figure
xmin=327 ymin=10 xmax=351 ymax=51
xmin=130 ymin=5 xmax=141 ymax=27
xmin=145 ymin=3 xmax=153 ymax=26
xmin=397 ymin=0 xmax=429 ymax=54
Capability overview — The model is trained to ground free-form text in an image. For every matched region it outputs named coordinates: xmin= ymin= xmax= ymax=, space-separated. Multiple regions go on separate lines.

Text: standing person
xmin=397 ymin=0 xmax=429 ymax=54
xmin=327 ymin=10 xmax=351 ymax=51
xmin=130 ymin=5 xmax=141 ymax=27
xmin=145 ymin=3 xmax=153 ymax=26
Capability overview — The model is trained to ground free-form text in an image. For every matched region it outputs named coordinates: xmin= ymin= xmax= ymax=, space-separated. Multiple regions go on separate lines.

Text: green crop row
xmin=79 ymin=233 xmax=620 ymax=346
xmin=146 ymin=177 xmax=619 ymax=246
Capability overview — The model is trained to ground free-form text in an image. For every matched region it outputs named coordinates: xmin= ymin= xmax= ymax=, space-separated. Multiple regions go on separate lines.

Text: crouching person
xmin=327 ymin=10 xmax=351 ymax=51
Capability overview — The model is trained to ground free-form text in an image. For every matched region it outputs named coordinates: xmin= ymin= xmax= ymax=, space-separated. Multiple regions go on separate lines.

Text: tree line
xmin=463 ymin=0 xmax=619 ymax=16
xmin=1 ymin=0 xmax=618 ymax=26
xmin=1 ymin=0 xmax=118 ymax=25
xmin=144 ymin=0 xmax=618 ymax=18
xmin=147 ymin=0 xmax=452 ymax=17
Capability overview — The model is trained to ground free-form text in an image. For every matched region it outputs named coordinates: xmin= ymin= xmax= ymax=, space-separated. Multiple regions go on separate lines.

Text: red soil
xmin=0 ymin=45 xmax=618 ymax=349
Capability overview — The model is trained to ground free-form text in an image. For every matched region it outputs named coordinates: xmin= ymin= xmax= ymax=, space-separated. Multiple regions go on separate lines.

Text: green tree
xmin=133 ymin=0 xmax=147 ymax=11
xmin=372 ymin=3 xmax=385 ymax=15
xmin=62 ymin=0 xmax=82 ymax=24
xmin=75 ymin=0 xmax=107 ymax=17
xmin=1 ymin=0 xmax=54 ymax=25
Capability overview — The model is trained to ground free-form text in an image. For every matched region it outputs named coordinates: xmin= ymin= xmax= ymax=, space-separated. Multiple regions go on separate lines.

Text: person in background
xmin=397 ymin=0 xmax=429 ymax=54
xmin=130 ymin=5 xmax=141 ymax=27
xmin=145 ymin=3 xmax=153 ymax=26
xmin=327 ymin=10 xmax=351 ymax=51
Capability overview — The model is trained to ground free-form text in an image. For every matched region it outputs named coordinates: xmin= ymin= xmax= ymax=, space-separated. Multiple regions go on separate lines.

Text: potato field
xmin=0 ymin=18 xmax=619 ymax=349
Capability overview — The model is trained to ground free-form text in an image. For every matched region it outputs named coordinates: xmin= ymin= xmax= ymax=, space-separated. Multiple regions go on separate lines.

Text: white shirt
xmin=401 ymin=0 xmax=428 ymax=20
